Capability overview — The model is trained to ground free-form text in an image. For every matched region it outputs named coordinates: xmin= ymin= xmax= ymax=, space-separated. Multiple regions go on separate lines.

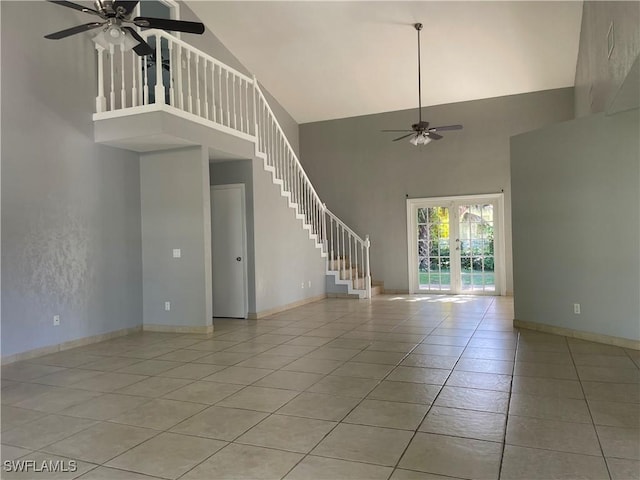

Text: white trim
xmin=407 ymin=193 xmax=506 ymax=296
xmin=211 ymin=184 xmax=249 ymax=319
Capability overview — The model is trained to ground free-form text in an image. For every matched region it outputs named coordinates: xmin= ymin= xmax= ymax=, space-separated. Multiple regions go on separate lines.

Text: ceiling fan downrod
xmin=415 ymin=23 xmax=423 ymax=125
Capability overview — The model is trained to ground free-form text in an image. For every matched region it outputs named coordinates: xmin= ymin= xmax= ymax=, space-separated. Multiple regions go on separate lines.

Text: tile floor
xmin=1 ymin=295 xmax=639 ymax=480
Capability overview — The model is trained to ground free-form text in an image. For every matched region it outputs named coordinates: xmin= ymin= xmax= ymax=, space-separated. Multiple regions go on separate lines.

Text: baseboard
xmin=514 ymin=319 xmax=640 ymax=351
xmin=380 ymin=289 xmax=410 ymax=294
xmin=327 ymin=292 xmax=362 ymax=299
xmin=248 ymin=294 xmax=327 ymax=319
xmin=1 ymin=325 xmax=143 ymax=365
xmin=143 ymin=324 xmax=214 ymax=335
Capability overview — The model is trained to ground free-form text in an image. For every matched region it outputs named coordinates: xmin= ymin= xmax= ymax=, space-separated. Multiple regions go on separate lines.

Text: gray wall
xmin=211 ymin=159 xmax=326 ymax=316
xmin=299 ymin=88 xmax=574 ymax=293
xmin=140 ymin=147 xmax=212 ymax=328
xmin=1 ymin=1 xmax=142 ymax=358
xmin=252 ymin=158 xmax=326 ymax=314
xmin=210 ymin=160 xmax=257 ymax=313
xmin=574 ymin=1 xmax=640 ymax=116
xmin=511 ymin=109 xmax=639 ymax=341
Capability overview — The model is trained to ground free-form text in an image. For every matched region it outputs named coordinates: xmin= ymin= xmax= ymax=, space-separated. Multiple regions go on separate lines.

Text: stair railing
xmin=94 ymin=29 xmax=371 ymax=297
xmin=325 ymin=210 xmax=371 ymax=298
xmin=94 ymin=29 xmax=255 ymax=139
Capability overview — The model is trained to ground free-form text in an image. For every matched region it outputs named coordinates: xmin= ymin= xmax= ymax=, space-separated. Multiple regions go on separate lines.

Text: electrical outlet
xmin=165 ymin=302 xmax=171 ymax=311
xmin=308 ymin=280 xmax=312 ymax=288
xmin=53 ymin=315 xmax=60 ymax=326
xmin=574 ymin=303 xmax=581 ymax=314
xmin=172 ymin=249 xmax=181 ymax=258
xmin=301 ymin=282 xmax=305 ymax=289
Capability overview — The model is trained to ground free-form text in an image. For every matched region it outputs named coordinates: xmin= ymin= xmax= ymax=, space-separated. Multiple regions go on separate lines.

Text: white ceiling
xmin=187 ymin=1 xmax=583 ymax=124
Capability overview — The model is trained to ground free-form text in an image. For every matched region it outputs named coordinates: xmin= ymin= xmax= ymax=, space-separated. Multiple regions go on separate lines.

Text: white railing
xmin=95 ymin=29 xmax=371 ymax=297
xmin=326 ymin=211 xmax=372 ymax=299
xmin=95 ymin=29 xmax=255 ymax=137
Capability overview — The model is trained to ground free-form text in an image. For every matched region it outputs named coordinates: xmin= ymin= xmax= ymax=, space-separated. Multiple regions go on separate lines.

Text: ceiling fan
xmin=383 ymin=23 xmax=462 ymax=146
xmin=44 ymin=0 xmax=205 ymax=56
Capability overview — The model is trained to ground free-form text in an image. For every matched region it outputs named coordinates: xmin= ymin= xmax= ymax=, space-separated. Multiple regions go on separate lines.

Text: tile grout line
xmin=566 ymin=336 xmax=614 ymax=480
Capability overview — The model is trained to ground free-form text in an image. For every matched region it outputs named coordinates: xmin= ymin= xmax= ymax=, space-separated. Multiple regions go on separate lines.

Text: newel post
xmin=154 ymin=34 xmax=165 ymax=105
xmin=365 ymin=234 xmax=372 ymax=300
xmin=95 ymin=45 xmax=107 ymax=113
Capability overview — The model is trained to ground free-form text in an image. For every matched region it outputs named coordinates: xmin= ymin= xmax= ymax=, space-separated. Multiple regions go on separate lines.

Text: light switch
xmin=173 ymin=249 xmax=181 ymax=258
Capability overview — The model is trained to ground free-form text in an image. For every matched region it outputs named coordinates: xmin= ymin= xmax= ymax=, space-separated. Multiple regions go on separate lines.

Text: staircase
xmin=92 ymin=29 xmax=374 ymax=298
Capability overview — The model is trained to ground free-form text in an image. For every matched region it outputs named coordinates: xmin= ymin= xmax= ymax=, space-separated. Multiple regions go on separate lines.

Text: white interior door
xmin=408 ymin=194 xmax=505 ymax=295
xmin=211 ymin=185 xmax=247 ymax=318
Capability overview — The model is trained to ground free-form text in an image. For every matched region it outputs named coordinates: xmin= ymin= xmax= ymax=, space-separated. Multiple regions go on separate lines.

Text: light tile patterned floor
xmin=2 ymin=295 xmax=639 ymax=479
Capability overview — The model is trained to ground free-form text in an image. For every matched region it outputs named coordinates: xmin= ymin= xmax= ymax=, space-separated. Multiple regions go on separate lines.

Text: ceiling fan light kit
xmin=92 ymin=24 xmax=137 ymax=50
xmin=382 ymin=22 xmax=463 ymax=146
xmin=44 ymin=0 xmax=205 ymax=56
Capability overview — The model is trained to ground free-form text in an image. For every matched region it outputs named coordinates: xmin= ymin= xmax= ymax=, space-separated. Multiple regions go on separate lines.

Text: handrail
xmin=94 ymin=29 xmax=372 ymax=297
xmin=325 ymin=208 xmax=364 ymax=243
xmin=253 ymin=83 xmax=323 ymax=207
xmin=142 ymin=29 xmax=253 ymax=84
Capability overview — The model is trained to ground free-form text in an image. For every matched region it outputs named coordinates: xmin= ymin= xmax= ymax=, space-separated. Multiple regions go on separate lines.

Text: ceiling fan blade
xmin=47 ymin=0 xmax=101 ymax=16
xmin=113 ymin=0 xmax=139 ymax=17
xmin=427 ymin=132 xmax=443 ymax=140
xmin=123 ymin=27 xmax=154 ymax=56
xmin=429 ymin=125 xmax=463 ymax=132
xmin=44 ymin=21 xmax=104 ymax=39
xmin=393 ymin=133 xmax=416 ymax=142
xmin=132 ymin=17 xmax=205 ymax=34
xmin=381 ymin=129 xmax=413 ymax=132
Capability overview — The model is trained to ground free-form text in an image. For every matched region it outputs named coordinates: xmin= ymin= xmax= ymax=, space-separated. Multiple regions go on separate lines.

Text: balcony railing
xmin=94 ymin=29 xmax=371 ymax=297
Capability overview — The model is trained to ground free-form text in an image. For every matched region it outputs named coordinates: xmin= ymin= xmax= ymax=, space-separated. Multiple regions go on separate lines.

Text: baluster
xmin=225 ymin=70 xmax=230 ymax=126
xmin=232 ymin=76 xmax=237 ymax=129
xmin=260 ymin=103 xmax=264 ymax=153
xmin=143 ymin=53 xmax=149 ymax=105
xmin=131 ymin=53 xmax=138 ymax=107
xmin=211 ymin=63 xmax=216 ymax=122
xmin=244 ymin=81 xmax=249 ymax=133
xmin=154 ymin=35 xmax=164 ymax=105
xmin=109 ymin=44 xmax=115 ymax=110
xmin=202 ymin=60 xmax=209 ymax=119
xmin=277 ymin=133 xmax=282 ymax=180
xmin=330 ymin=217 xmax=334 ymax=262
xmin=168 ymin=40 xmax=174 ymax=107
xmin=120 ymin=44 xmax=126 ymax=108
xmin=286 ymin=151 xmax=291 ymax=194
xmin=251 ymin=78 xmax=256 ymax=136
xmin=361 ymin=241 xmax=364 ymax=287
xmin=349 ymin=234 xmax=353 ymax=282
xmin=274 ymin=131 xmax=279 ymax=177
xmin=341 ymin=226 xmax=346 ymax=277
xmin=95 ymin=46 xmax=107 ymax=113
xmin=323 ymin=205 xmax=327 ymax=254
xmin=176 ymin=45 xmax=184 ymax=110
xmin=195 ymin=56 xmax=201 ymax=116
xmin=365 ymin=235 xmax=371 ymax=299
xmin=270 ymin=119 xmax=275 ymax=168
xmin=186 ymin=50 xmax=192 ymax=112
xmin=217 ymin=66 xmax=223 ymax=122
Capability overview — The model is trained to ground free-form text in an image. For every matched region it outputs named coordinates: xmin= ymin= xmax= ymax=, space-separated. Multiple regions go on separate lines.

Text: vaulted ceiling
xmin=188 ymin=1 xmax=583 ymax=124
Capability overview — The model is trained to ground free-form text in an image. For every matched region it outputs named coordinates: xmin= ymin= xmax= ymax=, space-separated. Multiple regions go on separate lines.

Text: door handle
xmin=236 ymin=257 xmax=242 ymax=262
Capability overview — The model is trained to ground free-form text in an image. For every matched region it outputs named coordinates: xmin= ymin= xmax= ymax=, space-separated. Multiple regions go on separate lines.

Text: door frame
xmin=407 ymin=193 xmax=506 ymax=296
xmin=135 ymin=0 xmax=181 ymax=38
xmin=211 ymin=184 xmax=248 ymax=318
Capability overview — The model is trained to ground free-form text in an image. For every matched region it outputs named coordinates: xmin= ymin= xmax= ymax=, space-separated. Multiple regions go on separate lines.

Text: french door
xmin=407 ymin=194 xmax=505 ymax=295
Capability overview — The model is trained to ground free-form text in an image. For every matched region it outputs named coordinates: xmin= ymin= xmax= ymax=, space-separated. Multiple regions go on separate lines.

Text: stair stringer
xmin=252 ymin=144 xmax=369 ymax=298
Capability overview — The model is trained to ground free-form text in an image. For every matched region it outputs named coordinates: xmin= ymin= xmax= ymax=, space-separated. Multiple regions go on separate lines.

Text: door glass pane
xmin=458 ymin=203 xmax=495 ymax=292
xmin=417 ymin=206 xmax=450 ymax=291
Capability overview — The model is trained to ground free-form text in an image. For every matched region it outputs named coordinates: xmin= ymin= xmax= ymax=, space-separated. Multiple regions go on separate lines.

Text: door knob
xmin=236 ymin=257 xmax=242 ymax=261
